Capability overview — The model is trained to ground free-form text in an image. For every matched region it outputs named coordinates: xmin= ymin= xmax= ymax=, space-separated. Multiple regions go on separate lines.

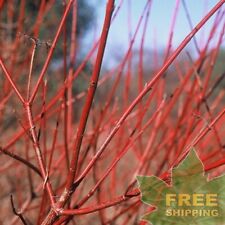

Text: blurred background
xmin=1 ymin=0 xmax=225 ymax=224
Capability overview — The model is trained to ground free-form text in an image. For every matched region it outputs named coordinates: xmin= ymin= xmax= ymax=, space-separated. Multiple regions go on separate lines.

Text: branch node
xmin=43 ymin=171 xmax=49 ymax=189
xmin=52 ymin=205 xmax=63 ymax=216
xmin=10 ymin=195 xmax=28 ymax=225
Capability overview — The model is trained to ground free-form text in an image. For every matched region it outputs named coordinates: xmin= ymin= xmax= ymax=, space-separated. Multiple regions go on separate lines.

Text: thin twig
xmin=27 ymin=38 xmax=37 ymax=100
xmin=0 ymin=147 xmax=41 ymax=176
xmin=10 ymin=195 xmax=28 ymax=225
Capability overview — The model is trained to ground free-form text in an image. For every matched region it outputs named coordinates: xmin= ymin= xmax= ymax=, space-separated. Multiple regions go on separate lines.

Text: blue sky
xmin=86 ymin=0 xmax=223 ymax=66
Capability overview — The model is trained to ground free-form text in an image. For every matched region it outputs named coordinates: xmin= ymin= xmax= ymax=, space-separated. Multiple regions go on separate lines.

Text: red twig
xmin=75 ymin=0 xmax=225 ymax=186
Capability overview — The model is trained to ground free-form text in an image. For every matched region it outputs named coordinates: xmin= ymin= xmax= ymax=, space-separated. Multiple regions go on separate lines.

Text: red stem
xmin=76 ymin=0 xmax=225 ymax=186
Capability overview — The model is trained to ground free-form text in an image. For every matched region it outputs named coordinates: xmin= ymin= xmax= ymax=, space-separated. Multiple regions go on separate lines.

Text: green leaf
xmin=137 ymin=149 xmax=225 ymax=225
